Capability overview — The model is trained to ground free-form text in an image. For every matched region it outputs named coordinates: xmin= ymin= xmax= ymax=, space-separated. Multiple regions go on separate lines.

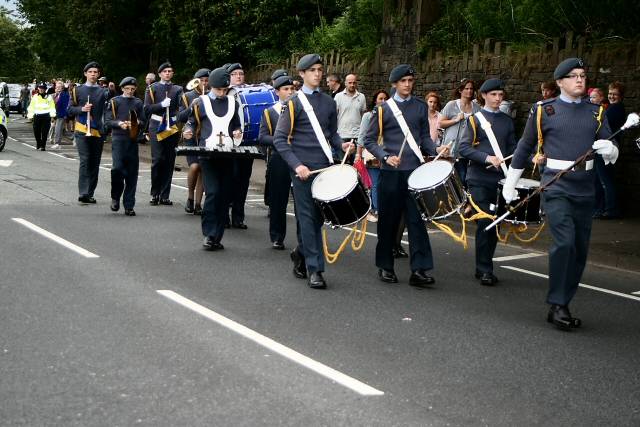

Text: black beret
xmin=157 ymin=62 xmax=173 ymax=73
xmin=296 ymin=54 xmax=323 ymax=71
xmin=98 ymin=77 xmax=107 ymax=82
xmin=209 ymin=67 xmax=230 ymax=88
xmin=37 ymin=81 xmax=47 ymax=88
xmin=271 ymin=69 xmax=288 ymax=81
xmin=226 ymin=63 xmax=243 ymax=73
xmin=119 ymin=76 xmax=137 ymax=88
xmin=388 ymin=64 xmax=415 ymax=83
xmin=479 ymin=78 xmax=504 ymax=93
xmin=554 ymin=57 xmax=585 ymax=80
xmin=273 ymin=75 xmax=294 ymax=90
xmin=83 ymin=61 xmax=101 ymax=72
xmin=194 ymin=68 xmax=211 ymax=79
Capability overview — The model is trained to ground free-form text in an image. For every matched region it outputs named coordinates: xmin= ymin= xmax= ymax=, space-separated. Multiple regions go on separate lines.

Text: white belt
xmin=151 ymin=114 xmax=176 ymax=122
xmin=546 ymin=158 xmax=593 ymax=171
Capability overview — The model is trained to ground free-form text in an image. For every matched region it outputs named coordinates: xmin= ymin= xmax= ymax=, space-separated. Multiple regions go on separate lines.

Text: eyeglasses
xmin=564 ymin=73 xmax=587 ymax=80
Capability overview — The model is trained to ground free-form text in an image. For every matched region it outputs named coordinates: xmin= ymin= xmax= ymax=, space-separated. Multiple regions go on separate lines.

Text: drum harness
xmin=286 ymin=94 xmax=369 ymax=264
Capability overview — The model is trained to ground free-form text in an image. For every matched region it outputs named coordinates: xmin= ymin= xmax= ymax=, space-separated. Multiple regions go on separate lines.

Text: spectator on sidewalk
xmin=19 ymin=83 xmax=31 ymax=118
xmin=541 ymin=81 xmax=558 ymax=100
xmin=425 ymin=91 xmax=443 ymax=145
xmin=326 ymin=73 xmax=343 ymax=98
xmin=51 ymin=80 xmax=70 ymax=149
xmin=334 ymin=73 xmax=367 ymax=143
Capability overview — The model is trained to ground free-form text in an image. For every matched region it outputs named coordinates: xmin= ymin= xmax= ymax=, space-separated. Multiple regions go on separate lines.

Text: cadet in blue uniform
xmin=67 ymin=61 xmax=109 ymax=205
xmin=183 ymin=67 xmax=243 ymax=251
xmin=178 ymin=68 xmax=210 ymax=215
xmin=105 ymin=77 xmax=146 ymax=216
xmin=259 ymin=75 xmax=295 ymax=250
xmin=144 ymin=62 xmax=184 ymax=206
xmin=503 ymin=58 xmax=614 ymax=330
xmin=364 ymin=64 xmax=449 ymax=288
xmin=272 ymin=54 xmax=354 ymax=289
xmin=459 ymin=79 xmax=516 ymax=285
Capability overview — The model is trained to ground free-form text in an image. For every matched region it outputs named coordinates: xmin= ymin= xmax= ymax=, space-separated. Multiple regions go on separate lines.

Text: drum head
xmin=498 ymin=177 xmax=540 ymax=190
xmin=407 ymin=160 xmax=453 ymax=191
xmin=311 ymin=165 xmax=358 ymax=202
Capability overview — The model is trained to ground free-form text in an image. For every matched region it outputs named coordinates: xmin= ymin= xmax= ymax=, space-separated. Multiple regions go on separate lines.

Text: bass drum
xmin=407 ymin=160 xmax=467 ymax=220
xmin=311 ymin=165 xmax=371 ymax=227
xmin=235 ymin=84 xmax=277 ymax=143
xmin=496 ymin=178 xmax=543 ymax=224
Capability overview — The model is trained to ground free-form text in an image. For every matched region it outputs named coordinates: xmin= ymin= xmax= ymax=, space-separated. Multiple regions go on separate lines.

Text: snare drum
xmin=236 ymin=85 xmax=277 ymax=143
xmin=496 ymin=178 xmax=543 ymax=224
xmin=311 ymin=165 xmax=371 ymax=227
xmin=407 ymin=160 xmax=467 ymax=220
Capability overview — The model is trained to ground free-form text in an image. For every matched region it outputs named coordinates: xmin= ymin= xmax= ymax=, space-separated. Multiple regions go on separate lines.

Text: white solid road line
xmin=12 ymin=218 xmax=100 ymax=259
xmin=501 ymin=265 xmax=640 ymax=302
xmin=493 ymin=253 xmax=545 ymax=262
xmin=157 ymin=290 xmax=384 ymax=396
xmin=0 ymin=160 xmax=13 ymax=167
xmin=632 ymin=291 xmax=640 ymax=295
xmin=47 ymin=152 xmax=76 ymax=161
xmin=21 ymin=142 xmax=35 ymax=149
xmin=171 ymin=183 xmax=188 ymax=190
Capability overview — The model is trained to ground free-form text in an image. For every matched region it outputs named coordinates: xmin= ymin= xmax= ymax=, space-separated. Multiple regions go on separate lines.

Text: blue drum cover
xmin=236 ymin=84 xmax=277 ymax=144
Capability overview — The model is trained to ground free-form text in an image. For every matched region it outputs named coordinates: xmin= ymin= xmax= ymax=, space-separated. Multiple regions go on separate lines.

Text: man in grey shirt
xmin=334 ymin=73 xmax=367 ymax=142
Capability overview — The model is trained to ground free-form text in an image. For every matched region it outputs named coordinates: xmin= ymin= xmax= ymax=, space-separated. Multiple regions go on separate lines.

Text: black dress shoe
xmin=478 ymin=272 xmax=498 ymax=286
xmin=78 ymin=195 xmax=91 ymax=204
xmin=87 ymin=197 xmax=96 ymax=204
xmin=547 ymin=305 xmax=581 ymax=330
xmin=272 ymin=241 xmax=285 ymax=250
xmin=159 ymin=199 xmax=173 ymax=206
xmin=110 ymin=199 xmax=120 ymax=212
xmin=290 ymin=248 xmax=307 ymax=279
xmin=193 ymin=204 xmax=202 ymax=215
xmin=124 ymin=209 xmax=136 ymax=216
xmin=185 ymin=198 xmax=195 ymax=213
xmin=150 ymin=196 xmax=159 ymax=205
xmin=232 ymin=222 xmax=248 ymax=229
xmin=308 ymin=272 xmax=327 ymax=289
xmin=203 ymin=237 xmax=224 ymax=251
xmin=409 ymin=270 xmax=435 ymax=288
xmin=378 ymin=268 xmax=399 ymax=283
xmin=393 ymin=246 xmax=409 ymax=258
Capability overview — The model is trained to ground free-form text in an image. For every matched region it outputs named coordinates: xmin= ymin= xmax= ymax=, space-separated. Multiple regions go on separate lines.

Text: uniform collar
xmin=559 ymin=94 xmax=581 ymax=104
xmin=159 ymin=80 xmax=172 ymax=85
xmin=482 ymin=106 xmax=500 ymax=113
xmin=393 ymin=93 xmax=411 ymax=103
xmin=84 ymin=82 xmax=98 ymax=87
xmin=301 ymin=85 xmax=319 ymax=94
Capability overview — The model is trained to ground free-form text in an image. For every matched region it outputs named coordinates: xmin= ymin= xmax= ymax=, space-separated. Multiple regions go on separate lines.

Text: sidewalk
xmin=103 ymin=141 xmax=640 ymax=273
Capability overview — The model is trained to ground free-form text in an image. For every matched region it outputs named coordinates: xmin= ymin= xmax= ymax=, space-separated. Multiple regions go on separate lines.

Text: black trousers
xmin=150 ymin=133 xmax=178 ymax=199
xmin=290 ymin=172 xmax=324 ymax=273
xmin=468 ymin=181 xmax=499 ymax=274
xmin=75 ymin=133 xmax=104 ymax=197
xmin=200 ymin=158 xmax=233 ymax=243
xmin=376 ymin=169 xmax=433 ymax=272
xmin=267 ymin=152 xmax=291 ymax=244
xmin=543 ymin=192 xmax=594 ymax=306
xmin=33 ymin=114 xmax=51 ymax=149
xmin=111 ymin=137 xmax=139 ymax=209
xmin=228 ymin=157 xmax=254 ymax=224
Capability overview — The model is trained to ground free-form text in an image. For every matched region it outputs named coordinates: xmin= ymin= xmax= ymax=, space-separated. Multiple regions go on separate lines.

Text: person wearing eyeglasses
xmin=502 ymin=58 xmax=614 ymax=331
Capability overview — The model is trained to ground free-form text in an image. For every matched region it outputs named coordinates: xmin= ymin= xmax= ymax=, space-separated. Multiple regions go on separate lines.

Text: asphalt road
xmin=1 ymin=118 xmax=639 ymax=426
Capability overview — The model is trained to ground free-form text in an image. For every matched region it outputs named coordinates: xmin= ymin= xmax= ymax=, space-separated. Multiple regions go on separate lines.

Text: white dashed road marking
xmin=12 ymin=218 xmax=100 ymax=259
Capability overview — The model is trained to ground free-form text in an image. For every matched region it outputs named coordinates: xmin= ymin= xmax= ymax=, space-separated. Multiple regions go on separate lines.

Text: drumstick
xmin=340 ymin=140 xmax=353 ymax=166
xmin=395 ymin=134 xmax=408 ymax=164
xmin=485 ymin=154 xmax=514 ymax=169
xmin=432 ymin=140 xmax=453 ymax=162
xmin=307 ymin=166 xmax=332 ymax=176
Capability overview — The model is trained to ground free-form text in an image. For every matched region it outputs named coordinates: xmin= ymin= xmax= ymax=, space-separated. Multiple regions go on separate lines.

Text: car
xmin=0 ymin=108 xmax=7 ymax=151
xmin=0 ymin=82 xmax=10 ymax=115
xmin=7 ymin=83 xmax=23 ymax=115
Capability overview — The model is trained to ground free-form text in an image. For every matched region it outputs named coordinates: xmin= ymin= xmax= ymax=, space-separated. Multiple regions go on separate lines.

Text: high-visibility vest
xmin=27 ymin=94 xmax=56 ymax=118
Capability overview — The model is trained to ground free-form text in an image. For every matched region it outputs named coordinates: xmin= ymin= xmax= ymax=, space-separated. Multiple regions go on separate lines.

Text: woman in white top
xmin=440 ymin=78 xmax=480 ymax=184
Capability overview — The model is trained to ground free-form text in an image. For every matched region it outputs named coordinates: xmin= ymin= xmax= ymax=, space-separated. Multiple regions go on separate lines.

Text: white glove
xmin=502 ymin=166 xmax=524 ymax=203
xmin=160 ymin=97 xmax=171 ymax=108
xmin=592 ymin=139 xmax=619 ymax=165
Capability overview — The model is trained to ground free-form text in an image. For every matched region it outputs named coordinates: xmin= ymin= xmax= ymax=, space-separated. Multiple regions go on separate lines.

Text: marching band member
xmin=226 ymin=63 xmax=252 ymax=229
xmin=67 ymin=61 xmax=109 ymax=204
xmin=105 ymin=77 xmax=146 ymax=216
xmin=503 ymin=58 xmax=613 ymax=330
xmin=183 ymin=67 xmax=242 ymax=251
xmin=258 ymin=74 xmax=295 ymax=250
xmin=144 ymin=62 xmax=184 ymax=206
xmin=459 ymin=78 xmax=516 ymax=285
xmin=178 ymin=68 xmax=210 ymax=215
xmin=272 ymin=54 xmax=354 ymax=289
xmin=364 ymin=64 xmax=449 ymax=288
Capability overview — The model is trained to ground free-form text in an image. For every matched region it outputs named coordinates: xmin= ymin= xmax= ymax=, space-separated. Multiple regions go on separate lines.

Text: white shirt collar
xmin=393 ymin=93 xmax=411 ymax=103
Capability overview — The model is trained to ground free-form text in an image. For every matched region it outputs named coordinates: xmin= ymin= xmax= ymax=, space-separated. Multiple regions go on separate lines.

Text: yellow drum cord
xmin=322 ymin=218 xmax=368 ymax=264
